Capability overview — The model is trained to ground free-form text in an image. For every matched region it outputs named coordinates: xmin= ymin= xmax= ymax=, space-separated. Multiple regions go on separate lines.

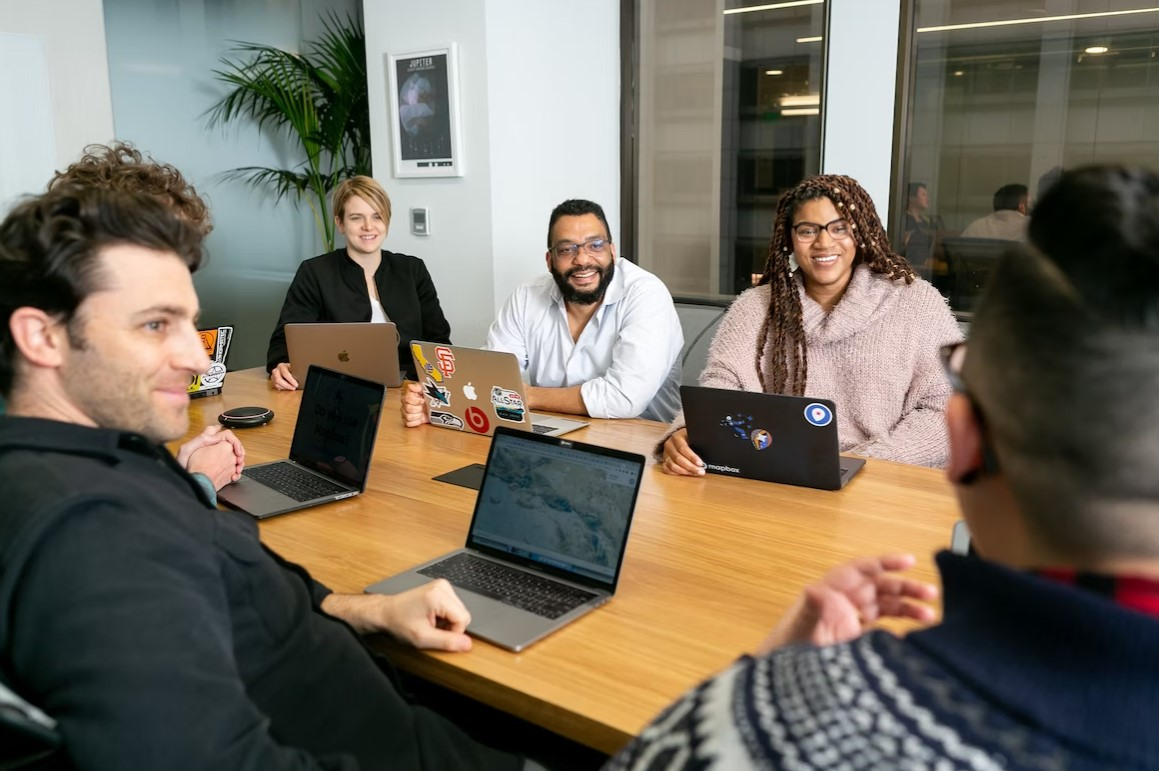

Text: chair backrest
xmin=940 ymin=237 xmax=1012 ymax=312
xmin=675 ymin=301 xmax=729 ymax=387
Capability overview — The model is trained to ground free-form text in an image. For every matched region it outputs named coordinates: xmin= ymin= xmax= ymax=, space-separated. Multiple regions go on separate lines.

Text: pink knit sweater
xmin=667 ymin=266 xmax=963 ymax=468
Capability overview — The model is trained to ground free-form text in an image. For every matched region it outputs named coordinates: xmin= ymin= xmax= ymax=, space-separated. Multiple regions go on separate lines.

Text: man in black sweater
xmin=0 ymin=185 xmax=522 ymax=770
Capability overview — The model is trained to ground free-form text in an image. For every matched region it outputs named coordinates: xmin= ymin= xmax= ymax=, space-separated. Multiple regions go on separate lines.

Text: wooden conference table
xmin=184 ymin=368 xmax=960 ymax=755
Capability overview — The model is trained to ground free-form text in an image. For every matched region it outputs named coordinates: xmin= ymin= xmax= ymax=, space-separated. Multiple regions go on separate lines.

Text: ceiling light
xmin=765 ymin=69 xmax=785 ymax=76
xmin=797 ymin=36 xmax=823 ymax=43
xmin=724 ymin=0 xmax=823 ymax=15
xmin=1085 ymin=45 xmax=1109 ymax=54
xmin=780 ymin=94 xmax=821 ymax=107
xmin=953 ymin=70 xmax=965 ymax=76
xmin=782 ymin=107 xmax=820 ymax=116
xmin=917 ymin=7 xmax=1159 ymax=34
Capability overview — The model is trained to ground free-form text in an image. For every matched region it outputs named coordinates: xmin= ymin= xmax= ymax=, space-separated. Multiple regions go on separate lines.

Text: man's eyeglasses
xmin=790 ymin=219 xmax=851 ymax=243
xmin=551 ymin=237 xmax=610 ymax=260
xmin=940 ymin=341 xmax=1000 ymax=479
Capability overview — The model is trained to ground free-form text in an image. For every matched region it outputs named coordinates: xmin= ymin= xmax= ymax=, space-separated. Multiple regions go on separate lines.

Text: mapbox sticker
xmin=490 ymin=386 xmax=525 ymax=422
xmin=430 ymin=411 xmax=464 ymax=430
xmin=804 ymin=402 xmax=833 ymax=427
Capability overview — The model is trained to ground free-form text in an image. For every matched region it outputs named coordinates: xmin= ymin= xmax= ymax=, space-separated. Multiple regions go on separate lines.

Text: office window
xmin=897 ymin=0 xmax=1159 ymax=313
xmin=632 ymin=0 xmax=826 ymax=299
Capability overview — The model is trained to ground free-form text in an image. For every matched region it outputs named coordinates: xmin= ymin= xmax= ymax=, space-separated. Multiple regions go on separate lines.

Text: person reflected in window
xmin=660 ymin=174 xmax=961 ymax=472
xmin=901 ymin=181 xmax=940 ymax=274
xmin=961 ymin=183 xmax=1029 ymax=241
xmin=266 ymin=176 xmax=451 ymax=389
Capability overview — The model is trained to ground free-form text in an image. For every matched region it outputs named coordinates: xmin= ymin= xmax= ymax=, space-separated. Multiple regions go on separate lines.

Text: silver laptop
xmin=367 ymin=426 xmax=644 ymax=651
xmin=287 ymin=322 xmax=402 ymax=388
xmin=410 ymin=342 xmax=588 ymax=437
xmin=217 ymin=366 xmax=386 ymax=519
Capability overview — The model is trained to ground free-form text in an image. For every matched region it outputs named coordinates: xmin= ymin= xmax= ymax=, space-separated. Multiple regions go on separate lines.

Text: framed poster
xmin=387 ymin=44 xmax=464 ymax=178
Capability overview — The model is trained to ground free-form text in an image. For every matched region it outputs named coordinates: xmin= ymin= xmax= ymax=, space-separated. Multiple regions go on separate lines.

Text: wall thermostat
xmin=410 ymin=207 xmax=430 ymax=236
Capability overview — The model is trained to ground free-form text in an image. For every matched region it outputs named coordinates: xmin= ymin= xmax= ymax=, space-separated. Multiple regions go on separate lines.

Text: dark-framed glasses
xmin=551 ymin=237 xmax=610 ymax=260
xmin=940 ymin=340 xmax=1000 ymax=479
xmin=791 ymin=218 xmax=851 ymax=243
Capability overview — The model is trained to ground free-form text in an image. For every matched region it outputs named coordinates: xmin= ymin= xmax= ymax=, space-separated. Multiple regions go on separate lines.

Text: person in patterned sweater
xmin=608 ymin=165 xmax=1159 ymax=770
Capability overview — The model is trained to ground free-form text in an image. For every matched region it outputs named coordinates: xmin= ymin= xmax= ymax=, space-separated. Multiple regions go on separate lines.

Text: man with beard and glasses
xmin=401 ymin=199 xmax=682 ymax=425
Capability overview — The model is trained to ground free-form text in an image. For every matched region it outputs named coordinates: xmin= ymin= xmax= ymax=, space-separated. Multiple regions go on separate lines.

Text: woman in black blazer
xmin=266 ymin=176 xmax=451 ymax=389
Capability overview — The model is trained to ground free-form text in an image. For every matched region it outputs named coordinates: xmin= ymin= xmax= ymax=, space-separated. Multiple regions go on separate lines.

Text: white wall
xmin=822 ymin=0 xmax=901 ymax=216
xmin=0 ymin=0 xmax=114 ymax=169
xmin=0 ymin=0 xmax=115 ymax=211
xmin=364 ymin=0 xmax=620 ymax=347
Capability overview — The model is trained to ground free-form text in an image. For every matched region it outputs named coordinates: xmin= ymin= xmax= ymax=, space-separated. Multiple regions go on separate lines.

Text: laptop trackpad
xmin=432 ymin=463 xmax=486 ymax=490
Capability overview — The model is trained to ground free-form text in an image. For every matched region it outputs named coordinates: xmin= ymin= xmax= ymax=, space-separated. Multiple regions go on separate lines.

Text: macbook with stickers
xmin=366 ymin=426 xmax=644 ymax=651
xmin=680 ymin=385 xmax=865 ymax=490
xmin=217 ymin=366 xmax=386 ymax=519
xmin=409 ymin=342 xmax=588 ymax=437
xmin=286 ymin=322 xmax=402 ymax=388
xmin=188 ymin=324 xmax=233 ymax=399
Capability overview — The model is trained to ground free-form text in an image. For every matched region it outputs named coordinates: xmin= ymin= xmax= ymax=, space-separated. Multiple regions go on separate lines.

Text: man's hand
xmin=176 ymin=425 xmax=246 ymax=490
xmin=322 ymin=580 xmax=472 ymax=652
xmin=660 ymin=428 xmax=705 ymax=476
xmin=400 ymin=381 xmax=430 ymax=427
xmin=756 ymin=554 xmax=938 ymax=656
xmin=270 ymin=362 xmax=298 ymax=391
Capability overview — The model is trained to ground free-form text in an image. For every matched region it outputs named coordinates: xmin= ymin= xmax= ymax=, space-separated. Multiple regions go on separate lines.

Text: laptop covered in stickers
xmin=409 ymin=342 xmax=588 ymax=437
xmin=680 ymin=385 xmax=865 ymax=490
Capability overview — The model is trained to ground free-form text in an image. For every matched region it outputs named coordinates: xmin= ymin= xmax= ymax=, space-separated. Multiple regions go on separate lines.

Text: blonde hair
xmin=332 ymin=176 xmax=392 ymax=224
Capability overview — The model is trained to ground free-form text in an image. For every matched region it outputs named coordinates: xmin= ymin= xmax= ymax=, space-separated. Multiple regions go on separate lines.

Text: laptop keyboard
xmin=243 ymin=462 xmax=349 ymax=502
xmin=531 ymin=423 xmax=554 ymax=435
xmin=419 ymin=553 xmax=596 ymax=619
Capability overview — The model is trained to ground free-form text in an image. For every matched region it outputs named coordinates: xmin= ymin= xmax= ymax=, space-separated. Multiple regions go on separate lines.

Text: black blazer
xmin=266 ymin=249 xmax=452 ymax=379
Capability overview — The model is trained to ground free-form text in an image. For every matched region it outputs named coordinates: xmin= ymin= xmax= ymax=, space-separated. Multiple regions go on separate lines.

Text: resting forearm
xmin=526 ymin=385 xmax=588 ymax=416
xmin=320 ymin=593 xmax=390 ymax=635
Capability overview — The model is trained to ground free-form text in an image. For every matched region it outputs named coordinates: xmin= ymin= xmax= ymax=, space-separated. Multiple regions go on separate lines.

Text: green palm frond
xmin=204 ymin=13 xmax=369 ymax=251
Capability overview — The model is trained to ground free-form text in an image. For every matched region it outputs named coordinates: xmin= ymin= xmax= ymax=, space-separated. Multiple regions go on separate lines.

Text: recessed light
xmin=724 ymin=0 xmax=823 ymax=15
xmin=1085 ymin=45 xmax=1109 ymax=54
xmin=797 ymin=36 xmax=823 ymax=43
xmin=765 ymin=69 xmax=785 ymax=76
xmin=953 ymin=70 xmax=964 ymax=76
xmin=781 ymin=94 xmax=821 ymax=107
xmin=782 ymin=107 xmax=820 ymax=116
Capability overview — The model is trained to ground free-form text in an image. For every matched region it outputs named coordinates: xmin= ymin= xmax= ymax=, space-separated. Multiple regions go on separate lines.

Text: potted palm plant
xmin=205 ymin=12 xmax=371 ymax=251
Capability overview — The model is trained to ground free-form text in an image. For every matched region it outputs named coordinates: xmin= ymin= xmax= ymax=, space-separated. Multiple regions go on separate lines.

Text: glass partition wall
xmin=897 ymin=0 xmax=1159 ymax=313
xmin=635 ymin=0 xmax=827 ymax=299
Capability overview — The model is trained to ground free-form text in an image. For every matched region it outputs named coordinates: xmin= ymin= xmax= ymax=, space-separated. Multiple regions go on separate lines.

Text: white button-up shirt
xmin=485 ymin=258 xmax=683 ymax=422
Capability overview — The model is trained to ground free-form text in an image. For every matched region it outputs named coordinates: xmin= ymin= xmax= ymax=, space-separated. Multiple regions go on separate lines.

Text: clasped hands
xmin=176 ymin=424 xmax=245 ymax=490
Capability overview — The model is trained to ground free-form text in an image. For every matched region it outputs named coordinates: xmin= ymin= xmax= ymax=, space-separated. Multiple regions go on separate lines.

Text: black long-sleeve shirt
xmin=0 ymin=417 xmax=517 ymax=771
xmin=266 ymin=249 xmax=452 ymax=379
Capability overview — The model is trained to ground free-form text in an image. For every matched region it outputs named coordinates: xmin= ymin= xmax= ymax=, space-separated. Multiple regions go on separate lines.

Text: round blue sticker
xmin=804 ymin=402 xmax=833 ymax=427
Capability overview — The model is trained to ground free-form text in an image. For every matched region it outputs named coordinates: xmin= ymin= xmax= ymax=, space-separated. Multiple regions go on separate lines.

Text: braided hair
xmin=754 ymin=174 xmax=916 ymax=395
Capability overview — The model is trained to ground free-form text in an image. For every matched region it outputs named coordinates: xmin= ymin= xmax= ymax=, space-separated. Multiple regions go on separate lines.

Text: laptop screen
xmin=289 ymin=367 xmax=385 ymax=489
xmin=468 ymin=429 xmax=643 ymax=588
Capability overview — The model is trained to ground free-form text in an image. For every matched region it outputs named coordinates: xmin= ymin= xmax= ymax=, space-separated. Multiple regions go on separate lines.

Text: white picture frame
xmin=386 ymin=44 xmax=464 ymax=178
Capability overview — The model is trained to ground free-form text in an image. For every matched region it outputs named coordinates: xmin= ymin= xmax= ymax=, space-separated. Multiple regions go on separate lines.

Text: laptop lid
xmin=411 ymin=342 xmax=587 ymax=438
xmin=188 ymin=325 xmax=233 ymax=400
xmin=463 ymin=427 xmax=644 ymax=592
xmin=287 ymin=322 xmax=402 ymax=388
xmin=681 ymin=385 xmax=863 ymax=490
xmin=287 ymin=365 xmax=386 ymax=491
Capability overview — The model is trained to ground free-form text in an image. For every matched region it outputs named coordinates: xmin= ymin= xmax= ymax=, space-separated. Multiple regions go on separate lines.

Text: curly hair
xmin=754 ymin=174 xmax=915 ymax=395
xmin=47 ymin=142 xmax=212 ymax=236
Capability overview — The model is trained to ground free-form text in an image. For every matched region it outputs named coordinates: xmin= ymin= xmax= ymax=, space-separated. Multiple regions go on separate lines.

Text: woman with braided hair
xmin=661 ymin=174 xmax=961 ymax=473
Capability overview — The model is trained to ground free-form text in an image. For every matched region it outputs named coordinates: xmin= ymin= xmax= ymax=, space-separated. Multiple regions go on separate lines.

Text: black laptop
xmin=217 ymin=366 xmax=386 ymax=518
xmin=680 ymin=385 xmax=865 ymax=490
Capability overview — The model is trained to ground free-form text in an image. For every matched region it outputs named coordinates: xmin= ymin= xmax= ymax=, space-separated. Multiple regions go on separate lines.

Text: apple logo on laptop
xmin=337 ymin=350 xmax=350 ymax=363
xmin=462 ymin=382 xmax=477 ymax=400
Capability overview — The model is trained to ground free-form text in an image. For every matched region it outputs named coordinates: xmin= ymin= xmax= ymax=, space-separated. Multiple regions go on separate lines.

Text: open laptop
xmin=188 ymin=324 xmax=233 ymax=399
xmin=410 ymin=342 xmax=588 ymax=437
xmin=367 ymin=427 xmax=644 ymax=651
xmin=217 ymin=366 xmax=386 ymax=519
xmin=680 ymin=386 xmax=866 ymax=490
xmin=286 ymin=322 xmax=402 ymax=388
